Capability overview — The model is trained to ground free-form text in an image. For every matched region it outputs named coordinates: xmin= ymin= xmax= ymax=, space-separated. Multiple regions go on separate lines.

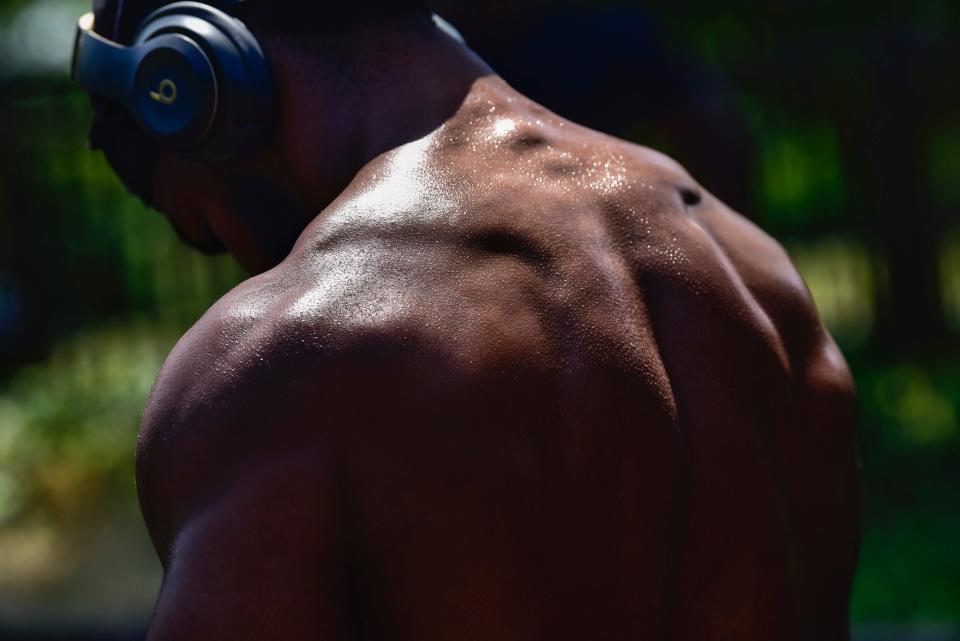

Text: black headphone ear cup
xmin=131 ymin=34 xmax=218 ymax=151
xmin=134 ymin=3 xmax=275 ymax=160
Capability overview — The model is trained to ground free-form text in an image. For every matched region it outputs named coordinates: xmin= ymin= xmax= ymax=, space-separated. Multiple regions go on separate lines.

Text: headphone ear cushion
xmin=131 ymin=33 xmax=218 ymax=151
xmin=134 ymin=3 xmax=275 ymax=159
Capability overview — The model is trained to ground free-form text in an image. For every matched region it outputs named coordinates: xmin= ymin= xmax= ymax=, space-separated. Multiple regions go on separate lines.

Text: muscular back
xmin=138 ymin=77 xmax=859 ymax=641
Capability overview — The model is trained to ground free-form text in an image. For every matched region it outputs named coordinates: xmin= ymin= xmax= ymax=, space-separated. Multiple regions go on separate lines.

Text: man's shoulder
xmin=136 ymin=247 xmax=494 ymax=545
xmin=143 ymin=234 xmax=546 ymax=429
xmin=144 ymin=133 xmax=845 ymax=434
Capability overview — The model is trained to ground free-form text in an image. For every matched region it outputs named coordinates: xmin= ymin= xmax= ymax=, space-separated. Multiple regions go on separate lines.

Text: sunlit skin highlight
xmin=129 ymin=12 xmax=860 ymax=641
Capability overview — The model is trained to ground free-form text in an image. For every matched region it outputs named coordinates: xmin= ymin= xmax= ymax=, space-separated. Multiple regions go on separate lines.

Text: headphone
xmin=72 ymin=2 xmax=468 ymax=161
xmin=71 ymin=1 xmax=274 ymax=160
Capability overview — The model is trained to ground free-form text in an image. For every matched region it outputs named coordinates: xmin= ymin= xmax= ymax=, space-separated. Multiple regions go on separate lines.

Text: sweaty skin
xmin=138 ymin=77 xmax=859 ymax=641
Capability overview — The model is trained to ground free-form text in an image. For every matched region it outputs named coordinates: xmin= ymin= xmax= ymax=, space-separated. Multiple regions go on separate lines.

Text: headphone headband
xmin=105 ymin=0 xmax=246 ymax=44
xmin=72 ymin=14 xmax=138 ymax=106
xmin=73 ymin=2 xmax=465 ymax=160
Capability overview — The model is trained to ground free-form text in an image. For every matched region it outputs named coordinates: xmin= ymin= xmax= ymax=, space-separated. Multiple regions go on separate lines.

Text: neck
xmin=267 ymin=20 xmax=495 ymax=213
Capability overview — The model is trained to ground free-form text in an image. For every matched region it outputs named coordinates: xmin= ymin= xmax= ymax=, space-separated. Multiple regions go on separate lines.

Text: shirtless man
xmin=77 ymin=1 xmax=860 ymax=639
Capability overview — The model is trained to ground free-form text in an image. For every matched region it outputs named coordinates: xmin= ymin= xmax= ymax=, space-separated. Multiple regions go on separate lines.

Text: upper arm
xmin=147 ymin=443 xmax=355 ymax=641
xmin=139 ymin=314 xmax=358 ymax=641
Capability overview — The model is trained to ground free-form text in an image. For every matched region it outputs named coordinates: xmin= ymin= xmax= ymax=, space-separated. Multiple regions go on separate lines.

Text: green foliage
xmin=789 ymin=238 xmax=876 ymax=348
xmin=0 ymin=321 xmax=172 ymax=621
xmin=851 ymin=358 xmax=960 ymax=620
xmin=928 ymin=124 xmax=960 ymax=207
xmin=757 ymin=123 xmax=846 ymax=228
xmin=942 ymin=232 xmax=960 ymax=332
xmin=0 ymin=322 xmax=172 ymax=529
xmin=853 ymin=507 xmax=960 ymax=620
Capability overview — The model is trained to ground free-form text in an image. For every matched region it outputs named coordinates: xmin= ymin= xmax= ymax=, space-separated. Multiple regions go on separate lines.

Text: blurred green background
xmin=0 ymin=0 xmax=957 ymax=638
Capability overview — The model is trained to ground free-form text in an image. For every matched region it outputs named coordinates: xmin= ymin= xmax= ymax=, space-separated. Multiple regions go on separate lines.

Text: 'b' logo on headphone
xmin=149 ymin=79 xmax=178 ymax=105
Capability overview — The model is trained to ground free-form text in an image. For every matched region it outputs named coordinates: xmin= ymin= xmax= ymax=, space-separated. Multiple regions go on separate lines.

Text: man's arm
xmin=137 ymin=311 xmax=360 ymax=641
xmin=144 ymin=441 xmax=354 ymax=641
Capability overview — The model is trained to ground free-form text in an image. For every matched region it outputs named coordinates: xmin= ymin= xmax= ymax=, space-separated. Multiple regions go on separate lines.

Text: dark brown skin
xmin=132 ymin=15 xmax=860 ymax=641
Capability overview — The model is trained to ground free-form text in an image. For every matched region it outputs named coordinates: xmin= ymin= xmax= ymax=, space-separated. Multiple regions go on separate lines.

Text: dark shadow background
xmin=0 ymin=0 xmax=957 ymax=638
